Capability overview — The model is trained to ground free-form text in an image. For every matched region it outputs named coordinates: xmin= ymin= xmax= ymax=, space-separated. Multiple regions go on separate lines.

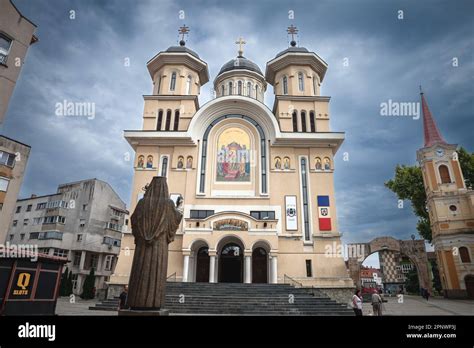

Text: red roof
xmin=421 ymin=92 xmax=446 ymax=147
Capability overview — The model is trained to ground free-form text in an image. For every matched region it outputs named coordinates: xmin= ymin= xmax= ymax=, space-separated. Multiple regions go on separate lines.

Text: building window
xmin=77 ymin=234 xmax=83 ymax=241
xmin=104 ymin=255 xmax=114 ymax=271
xmin=220 ymin=85 xmax=225 ymax=96
xmin=313 ymin=75 xmax=317 ymax=95
xmin=292 ymin=111 xmax=298 ymax=132
xmin=26 ymin=204 xmax=32 ymax=212
xmin=301 ymin=111 xmax=307 ymax=132
xmin=156 ymin=110 xmax=163 ymax=131
xmin=9 ymin=234 xmax=13 ymax=241
xmin=439 ymin=165 xmax=451 ymax=184
xmin=300 ymin=157 xmax=310 ymax=241
xmin=20 ymin=233 xmax=25 ymax=241
xmin=73 ymin=252 xmax=82 ymax=266
xmin=255 ymin=85 xmax=260 ymax=99
xmin=185 ymin=75 xmax=192 ymax=95
xmin=247 ymin=82 xmax=252 ymax=97
xmin=36 ymin=202 xmax=46 ymax=210
xmin=228 ymin=81 xmax=233 ymax=95
xmin=306 ymin=260 xmax=312 ymax=277
xmin=39 ymin=231 xmax=63 ymax=240
xmin=173 ymin=110 xmax=180 ymax=131
xmin=282 ymin=76 xmax=288 ymax=95
xmin=310 ymin=111 xmax=316 ymax=132
xmin=237 ymin=81 xmax=243 ymax=95
xmin=459 ymin=247 xmax=471 ymax=263
xmin=161 ymin=156 xmax=168 ymax=177
xmin=0 ymin=151 xmax=16 ymax=167
xmin=169 ymin=72 xmax=177 ymax=91
xmin=250 ymin=211 xmax=275 ymax=220
xmin=43 ymin=216 xmax=66 ymax=224
xmin=165 ymin=109 xmax=172 ymax=131
xmin=53 ymin=249 xmax=68 ymax=258
xmin=71 ymin=274 xmax=79 ymax=290
xmin=12 ymin=220 xmax=17 ymax=227
xmin=29 ymin=232 xmax=39 ymax=240
xmin=23 ymin=219 xmax=28 ymax=226
xmin=0 ymin=34 xmax=12 ymax=65
xmin=16 ymin=206 xmax=21 ymax=213
xmin=298 ymin=72 xmax=304 ymax=92
xmin=82 ymin=204 xmax=87 ymax=211
xmin=0 ymin=177 xmax=9 ymax=192
xmin=190 ymin=210 xmax=214 ymax=219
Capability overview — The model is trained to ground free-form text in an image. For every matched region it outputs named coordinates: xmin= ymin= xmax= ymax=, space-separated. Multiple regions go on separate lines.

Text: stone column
xmin=271 ymin=255 xmax=278 ymax=284
xmin=244 ymin=252 xmax=252 ymax=284
xmin=209 ymin=250 xmax=216 ymax=283
xmin=79 ymin=251 xmax=86 ymax=271
xmin=182 ymin=254 xmax=189 ymax=282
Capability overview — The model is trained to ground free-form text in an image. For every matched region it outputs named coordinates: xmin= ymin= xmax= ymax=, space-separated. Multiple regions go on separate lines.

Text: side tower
xmin=416 ymin=91 xmax=474 ymax=298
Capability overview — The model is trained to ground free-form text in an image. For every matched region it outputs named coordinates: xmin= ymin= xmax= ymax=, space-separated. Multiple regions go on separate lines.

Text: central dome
xmin=218 ymin=56 xmax=263 ymax=76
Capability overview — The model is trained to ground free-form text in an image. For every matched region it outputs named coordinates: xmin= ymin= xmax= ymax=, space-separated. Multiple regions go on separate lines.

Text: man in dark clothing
xmin=119 ymin=285 xmax=129 ymax=310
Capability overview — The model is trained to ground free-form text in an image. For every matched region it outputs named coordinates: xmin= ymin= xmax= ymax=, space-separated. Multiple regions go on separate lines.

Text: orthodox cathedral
xmin=113 ymin=25 xmax=353 ymax=289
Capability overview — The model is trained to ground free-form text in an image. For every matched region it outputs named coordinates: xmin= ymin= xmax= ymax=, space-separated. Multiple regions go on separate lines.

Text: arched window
xmin=173 ymin=110 xmax=180 ymax=131
xmin=161 ymin=156 xmax=168 ymax=177
xmin=292 ymin=111 xmax=298 ymax=132
xmin=247 ymin=82 xmax=252 ymax=97
xmin=324 ymin=157 xmax=331 ymax=170
xmin=221 ymin=85 xmax=225 ymax=96
xmin=238 ymin=81 xmax=243 ymax=95
xmin=156 ymin=110 xmax=163 ymax=131
xmin=310 ymin=111 xmax=316 ymax=132
xmin=228 ymin=81 xmax=233 ymax=95
xmin=439 ymin=165 xmax=451 ymax=184
xmin=165 ymin=109 xmax=172 ymax=131
xmin=255 ymin=85 xmax=259 ymax=100
xmin=157 ymin=76 xmax=162 ymax=94
xmin=170 ymin=72 xmax=177 ymax=91
xmin=313 ymin=75 xmax=317 ymax=95
xmin=459 ymin=247 xmax=471 ymax=263
xmin=301 ymin=111 xmax=307 ymax=132
xmin=282 ymin=76 xmax=288 ymax=95
xmin=185 ymin=75 xmax=192 ymax=95
xmin=298 ymin=72 xmax=304 ymax=92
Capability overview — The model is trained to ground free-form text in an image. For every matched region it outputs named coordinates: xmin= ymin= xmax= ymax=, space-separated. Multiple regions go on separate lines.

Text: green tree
xmin=81 ymin=268 xmax=95 ymax=299
xmin=66 ymin=270 xmax=74 ymax=296
xmin=385 ymin=147 xmax=473 ymax=242
xmin=431 ymin=261 xmax=442 ymax=294
xmin=405 ymin=268 xmax=420 ymax=294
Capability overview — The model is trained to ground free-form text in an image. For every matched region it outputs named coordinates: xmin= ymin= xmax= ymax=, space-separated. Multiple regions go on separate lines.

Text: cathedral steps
xmin=89 ymin=282 xmax=354 ymax=316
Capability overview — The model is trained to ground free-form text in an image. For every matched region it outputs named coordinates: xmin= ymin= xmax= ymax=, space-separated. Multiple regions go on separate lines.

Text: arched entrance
xmin=219 ymin=243 xmax=243 ymax=283
xmin=252 ymin=247 xmax=268 ymax=283
xmin=195 ymin=246 xmax=210 ymax=283
xmin=465 ymin=275 xmax=474 ymax=299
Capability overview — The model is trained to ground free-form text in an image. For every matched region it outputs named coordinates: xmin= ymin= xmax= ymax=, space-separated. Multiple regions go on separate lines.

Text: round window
xmin=449 ymin=205 xmax=457 ymax=212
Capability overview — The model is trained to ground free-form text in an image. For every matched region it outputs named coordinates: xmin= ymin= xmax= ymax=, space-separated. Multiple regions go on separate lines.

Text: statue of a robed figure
xmin=121 ymin=176 xmax=183 ymax=315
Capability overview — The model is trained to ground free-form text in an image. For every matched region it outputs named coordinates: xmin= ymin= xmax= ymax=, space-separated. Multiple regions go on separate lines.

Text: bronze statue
xmin=126 ymin=176 xmax=183 ymax=310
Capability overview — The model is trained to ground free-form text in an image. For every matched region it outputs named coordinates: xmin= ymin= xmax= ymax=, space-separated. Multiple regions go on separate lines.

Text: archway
xmin=219 ymin=242 xmax=244 ymax=283
xmin=465 ymin=275 xmax=474 ymax=299
xmin=195 ymin=246 xmax=210 ymax=283
xmin=252 ymin=248 xmax=268 ymax=283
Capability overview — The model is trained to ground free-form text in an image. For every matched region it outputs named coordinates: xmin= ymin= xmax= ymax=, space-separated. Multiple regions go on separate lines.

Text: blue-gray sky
xmin=2 ymin=0 xmax=473 ymax=261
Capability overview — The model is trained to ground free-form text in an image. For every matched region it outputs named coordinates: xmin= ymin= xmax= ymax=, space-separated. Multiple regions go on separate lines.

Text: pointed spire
xmin=421 ymin=89 xmax=446 ymax=148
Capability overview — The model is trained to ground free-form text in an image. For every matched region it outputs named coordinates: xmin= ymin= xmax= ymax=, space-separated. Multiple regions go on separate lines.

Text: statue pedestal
xmin=118 ymin=309 xmax=169 ymax=316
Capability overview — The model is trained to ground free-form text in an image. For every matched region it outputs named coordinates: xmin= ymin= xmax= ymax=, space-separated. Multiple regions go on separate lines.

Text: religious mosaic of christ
xmin=216 ymin=127 xmax=251 ymax=182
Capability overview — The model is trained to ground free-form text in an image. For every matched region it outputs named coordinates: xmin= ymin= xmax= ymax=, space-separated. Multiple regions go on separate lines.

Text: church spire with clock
xmin=416 ymin=90 xmax=474 ymax=299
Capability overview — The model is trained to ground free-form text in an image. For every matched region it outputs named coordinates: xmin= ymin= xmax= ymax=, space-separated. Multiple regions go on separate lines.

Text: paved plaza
xmin=54 ymin=294 xmax=473 ymax=316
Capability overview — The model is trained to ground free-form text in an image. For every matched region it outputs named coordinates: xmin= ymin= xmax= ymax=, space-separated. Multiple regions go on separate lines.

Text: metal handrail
xmin=283 ymin=274 xmax=303 ymax=288
xmin=166 ymin=272 xmax=177 ymax=282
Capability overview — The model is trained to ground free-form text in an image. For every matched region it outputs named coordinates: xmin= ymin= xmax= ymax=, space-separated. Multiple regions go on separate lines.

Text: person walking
xmin=352 ymin=289 xmax=363 ymax=316
xmin=118 ymin=285 xmax=129 ymax=310
xmin=371 ymin=291 xmax=383 ymax=316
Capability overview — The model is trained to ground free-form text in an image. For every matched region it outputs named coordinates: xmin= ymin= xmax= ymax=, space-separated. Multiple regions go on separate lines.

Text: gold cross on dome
xmin=287 ymin=24 xmax=298 ymax=41
xmin=178 ymin=25 xmax=190 ymax=41
xmin=235 ymin=36 xmax=246 ymax=56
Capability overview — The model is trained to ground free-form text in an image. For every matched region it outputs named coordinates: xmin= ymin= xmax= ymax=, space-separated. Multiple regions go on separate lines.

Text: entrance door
xmin=252 ymin=248 xmax=268 ymax=283
xmin=219 ymin=243 xmax=243 ymax=283
xmin=195 ymin=247 xmax=210 ymax=282
xmin=465 ymin=275 xmax=474 ymax=299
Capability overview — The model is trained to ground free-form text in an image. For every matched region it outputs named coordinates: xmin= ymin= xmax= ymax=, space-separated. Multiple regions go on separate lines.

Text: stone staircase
xmin=89 ymin=282 xmax=353 ymax=316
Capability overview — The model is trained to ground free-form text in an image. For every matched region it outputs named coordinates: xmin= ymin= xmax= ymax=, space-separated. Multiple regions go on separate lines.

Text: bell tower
xmin=416 ymin=90 xmax=474 ymax=298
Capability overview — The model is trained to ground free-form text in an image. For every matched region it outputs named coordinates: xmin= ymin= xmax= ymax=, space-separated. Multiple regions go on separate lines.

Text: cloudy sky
xmin=2 ymin=0 xmax=473 ymax=265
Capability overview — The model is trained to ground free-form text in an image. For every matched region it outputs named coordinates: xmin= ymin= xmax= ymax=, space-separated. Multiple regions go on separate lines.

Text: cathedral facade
xmin=117 ymin=28 xmax=353 ymax=289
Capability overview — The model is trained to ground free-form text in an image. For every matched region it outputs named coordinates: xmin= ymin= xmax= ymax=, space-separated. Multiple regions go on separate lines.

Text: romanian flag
xmin=317 ymin=195 xmax=331 ymax=231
